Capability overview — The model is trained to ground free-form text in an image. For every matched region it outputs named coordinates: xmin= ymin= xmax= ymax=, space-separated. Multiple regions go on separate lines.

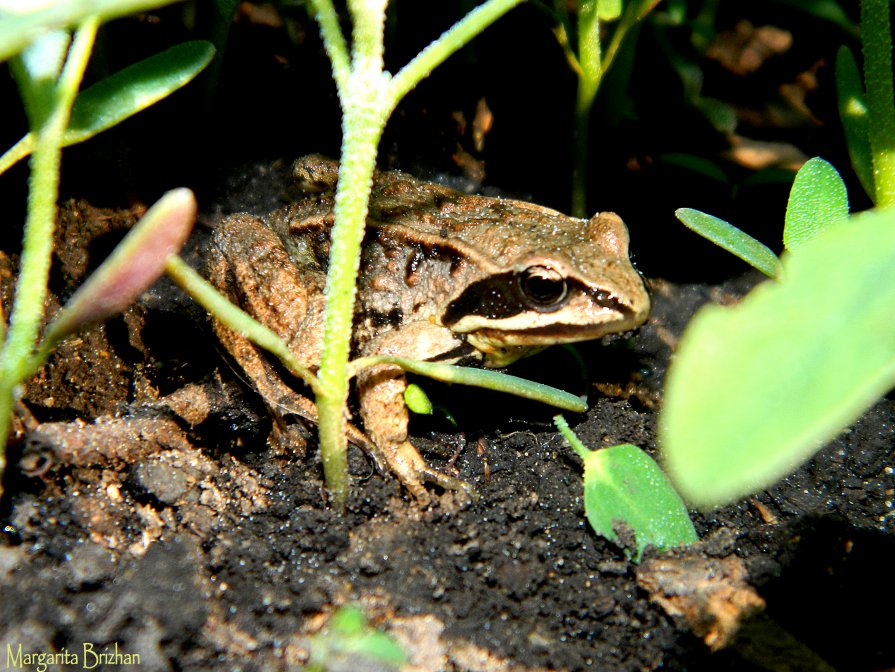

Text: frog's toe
xmin=417 ymin=464 xmax=477 ymax=504
xmin=383 ymin=440 xmax=475 ymax=506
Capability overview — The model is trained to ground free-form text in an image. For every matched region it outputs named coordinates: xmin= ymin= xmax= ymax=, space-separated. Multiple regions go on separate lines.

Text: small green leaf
xmin=675 ymin=208 xmax=783 ymax=278
xmin=8 ymin=29 xmax=70 ymax=128
xmin=783 ymin=157 xmax=849 ymax=250
xmin=569 ymin=441 xmax=697 ymax=562
xmin=555 ymin=417 xmax=697 ymax=562
xmin=661 ymin=208 xmax=895 ymax=509
xmin=404 ymin=383 xmax=433 ymax=415
xmin=836 ymin=47 xmax=874 ymax=200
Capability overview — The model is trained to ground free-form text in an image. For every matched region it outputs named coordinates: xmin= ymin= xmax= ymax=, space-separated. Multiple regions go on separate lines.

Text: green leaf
xmin=783 ymin=157 xmax=848 ymax=250
xmin=0 ymin=0 xmax=182 ymax=63
xmin=67 ymin=40 xmax=214 ymax=144
xmin=4 ymin=41 xmax=214 ymax=172
xmin=404 ymin=383 xmax=433 ymax=415
xmin=861 ymin=0 xmax=895 ymax=207
xmin=562 ymin=433 xmax=697 ymax=562
xmin=661 ymin=208 xmax=895 ymax=509
xmin=675 ymin=208 xmax=783 ymax=278
xmin=835 ymin=47 xmax=874 ymax=200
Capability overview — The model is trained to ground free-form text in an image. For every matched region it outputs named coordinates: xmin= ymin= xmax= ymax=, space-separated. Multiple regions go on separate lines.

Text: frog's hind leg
xmin=207 ymin=215 xmax=320 ymax=455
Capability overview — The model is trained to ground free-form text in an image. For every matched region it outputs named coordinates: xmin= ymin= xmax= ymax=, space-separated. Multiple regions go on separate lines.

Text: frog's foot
xmin=371 ymin=439 xmax=475 ymax=506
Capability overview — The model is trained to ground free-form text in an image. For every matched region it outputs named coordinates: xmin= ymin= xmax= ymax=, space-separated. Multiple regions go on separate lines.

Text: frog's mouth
xmin=466 ymin=320 xmax=639 ymax=349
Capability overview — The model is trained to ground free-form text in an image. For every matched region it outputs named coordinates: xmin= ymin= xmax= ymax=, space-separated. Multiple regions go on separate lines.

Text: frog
xmin=207 ymin=155 xmax=651 ymax=504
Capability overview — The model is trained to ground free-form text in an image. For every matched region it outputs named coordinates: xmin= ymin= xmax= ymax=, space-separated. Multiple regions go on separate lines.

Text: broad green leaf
xmin=835 ymin=47 xmax=874 ymax=200
xmin=67 ymin=40 xmax=214 ymax=143
xmin=661 ymin=208 xmax=895 ymax=509
xmin=0 ymin=0 xmax=181 ymax=63
xmin=675 ymin=208 xmax=783 ymax=278
xmin=783 ymin=157 xmax=848 ymax=250
xmin=2 ymin=41 xmax=214 ymax=174
xmin=555 ymin=419 xmax=697 ymax=562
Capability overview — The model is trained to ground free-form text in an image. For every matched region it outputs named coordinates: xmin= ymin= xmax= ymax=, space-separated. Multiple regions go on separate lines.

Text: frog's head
xmin=441 ymin=212 xmax=650 ymax=368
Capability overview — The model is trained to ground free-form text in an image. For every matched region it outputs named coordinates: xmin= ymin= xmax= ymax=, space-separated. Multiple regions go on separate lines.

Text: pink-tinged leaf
xmin=46 ymin=188 xmax=195 ymax=341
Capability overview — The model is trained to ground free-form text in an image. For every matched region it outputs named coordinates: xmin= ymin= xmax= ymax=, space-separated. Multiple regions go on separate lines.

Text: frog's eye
xmin=517 ymin=265 xmax=568 ymax=311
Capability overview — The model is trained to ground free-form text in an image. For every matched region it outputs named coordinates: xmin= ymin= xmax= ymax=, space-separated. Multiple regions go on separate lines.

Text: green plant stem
xmin=0 ymin=136 xmax=32 ymax=178
xmin=553 ymin=415 xmax=590 ymax=460
xmin=390 ymin=0 xmax=523 ymax=102
xmin=308 ymin=0 xmax=522 ymax=509
xmin=308 ymin=0 xmax=350 ymax=93
xmin=315 ymin=121 xmax=386 ymax=510
xmin=164 ymin=255 xmax=321 ymax=394
xmin=0 ymin=17 xmax=98 ymax=492
xmin=861 ymin=0 xmax=895 ymax=207
xmin=571 ymin=3 xmax=600 ymax=218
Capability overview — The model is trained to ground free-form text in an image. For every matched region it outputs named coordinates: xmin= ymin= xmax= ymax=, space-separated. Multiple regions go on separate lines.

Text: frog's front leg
xmin=356 ymin=322 xmax=475 ymax=505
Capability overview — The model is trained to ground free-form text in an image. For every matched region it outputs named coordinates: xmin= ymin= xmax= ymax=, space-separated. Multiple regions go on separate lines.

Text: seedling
xmin=554 ymin=416 xmax=696 ymax=562
xmin=661 ymin=0 xmax=895 ymax=508
xmin=306 ymin=605 xmax=406 ymax=672
xmin=541 ymin=0 xmax=659 ymax=216
xmin=0 ymin=2 xmax=213 ymax=495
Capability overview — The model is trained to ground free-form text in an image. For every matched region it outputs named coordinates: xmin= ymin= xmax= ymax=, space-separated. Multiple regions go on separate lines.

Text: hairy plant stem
xmin=0 ymin=18 xmax=98 ymax=495
xmin=861 ymin=0 xmax=895 ymax=207
xmin=308 ymin=0 xmax=521 ymax=509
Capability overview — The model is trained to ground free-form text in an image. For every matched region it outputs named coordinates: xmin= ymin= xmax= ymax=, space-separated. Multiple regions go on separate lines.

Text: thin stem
xmin=861 ymin=0 xmax=895 ymax=207
xmin=0 ymin=135 xmax=33 ymax=178
xmin=311 ymin=0 xmax=523 ymax=509
xmin=2 ymin=19 xmax=98 ymax=379
xmin=390 ymin=0 xmax=523 ymax=104
xmin=553 ymin=415 xmax=591 ymax=461
xmin=0 ymin=17 xmax=98 ymax=495
xmin=308 ymin=0 xmax=351 ymax=95
xmin=571 ymin=3 xmax=600 ymax=217
xmin=164 ymin=256 xmax=321 ymax=394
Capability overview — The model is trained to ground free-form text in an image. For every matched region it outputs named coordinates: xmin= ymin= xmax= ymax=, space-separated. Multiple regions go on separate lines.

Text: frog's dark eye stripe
xmin=443 ymin=269 xmax=573 ymax=325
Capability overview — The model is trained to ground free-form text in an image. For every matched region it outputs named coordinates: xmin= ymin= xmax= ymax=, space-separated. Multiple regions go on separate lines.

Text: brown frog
xmin=208 ymin=155 xmax=650 ymax=504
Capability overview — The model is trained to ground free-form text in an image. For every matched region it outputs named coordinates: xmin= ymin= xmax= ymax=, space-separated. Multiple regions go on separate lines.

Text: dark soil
xmin=2 ymin=2 xmax=893 ymax=671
